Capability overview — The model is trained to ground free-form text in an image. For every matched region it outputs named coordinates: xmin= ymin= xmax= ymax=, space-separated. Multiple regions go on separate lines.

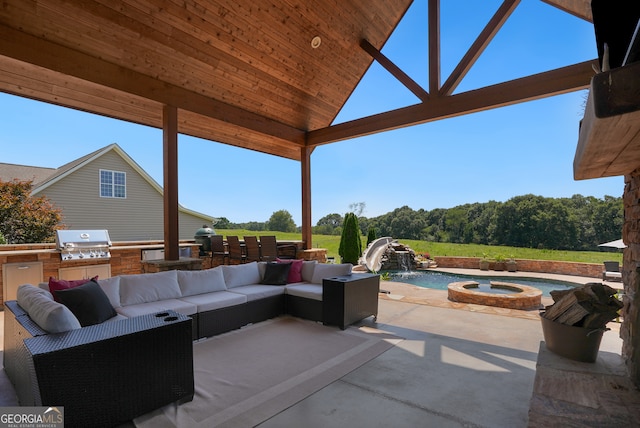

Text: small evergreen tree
xmin=338 ymin=212 xmax=362 ymax=264
xmin=366 ymin=227 xmax=376 ymax=247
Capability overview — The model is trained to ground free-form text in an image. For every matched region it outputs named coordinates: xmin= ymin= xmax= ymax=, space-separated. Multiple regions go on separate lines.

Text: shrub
xmin=366 ymin=227 xmax=376 ymax=247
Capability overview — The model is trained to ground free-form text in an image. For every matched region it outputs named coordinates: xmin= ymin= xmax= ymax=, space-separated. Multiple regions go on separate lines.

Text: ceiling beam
xmin=307 ymin=60 xmax=596 ymax=146
xmin=440 ymin=0 xmax=521 ymax=96
xmin=360 ymin=39 xmax=429 ymax=102
xmin=0 ymin=23 xmax=306 ymax=147
xmin=540 ymin=0 xmax=593 ymax=22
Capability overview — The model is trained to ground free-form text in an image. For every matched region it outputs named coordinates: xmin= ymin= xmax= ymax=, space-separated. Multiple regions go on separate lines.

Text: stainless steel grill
xmin=56 ymin=230 xmax=112 ymax=261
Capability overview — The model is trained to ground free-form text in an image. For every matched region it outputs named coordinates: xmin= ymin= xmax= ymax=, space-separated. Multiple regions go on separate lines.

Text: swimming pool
xmin=386 ymin=270 xmax=577 ymax=297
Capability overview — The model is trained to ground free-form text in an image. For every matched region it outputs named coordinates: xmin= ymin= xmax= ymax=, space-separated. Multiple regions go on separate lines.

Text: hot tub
xmin=447 ymin=281 xmax=542 ymax=310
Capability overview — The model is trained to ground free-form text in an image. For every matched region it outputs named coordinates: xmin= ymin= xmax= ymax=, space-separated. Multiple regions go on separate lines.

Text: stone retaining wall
xmin=433 ymin=256 xmax=604 ymax=278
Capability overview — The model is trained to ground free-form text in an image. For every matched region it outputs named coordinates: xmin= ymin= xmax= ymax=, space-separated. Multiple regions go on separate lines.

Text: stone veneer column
xmin=622 ymin=170 xmax=640 ymax=387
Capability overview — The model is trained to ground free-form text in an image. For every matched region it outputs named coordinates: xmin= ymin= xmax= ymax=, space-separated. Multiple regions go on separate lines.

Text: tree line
xmin=219 ymin=194 xmax=622 ymax=251
xmin=314 ymin=194 xmax=623 ymax=251
xmin=3 ymin=177 xmax=620 ymax=252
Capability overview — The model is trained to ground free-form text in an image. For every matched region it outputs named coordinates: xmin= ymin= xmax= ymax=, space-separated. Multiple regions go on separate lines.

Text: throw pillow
xmin=261 ymin=262 xmax=292 ymax=285
xmin=48 ymin=276 xmax=98 ymax=302
xmin=54 ymin=279 xmax=117 ymax=326
xmin=276 ymin=258 xmax=304 ymax=283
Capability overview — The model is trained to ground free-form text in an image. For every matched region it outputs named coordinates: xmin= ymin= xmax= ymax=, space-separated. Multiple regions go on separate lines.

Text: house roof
xmin=0 ymin=163 xmax=56 ymax=184
xmin=0 ymin=0 xmax=595 ymax=162
xmin=1 ymin=144 xmax=213 ymax=222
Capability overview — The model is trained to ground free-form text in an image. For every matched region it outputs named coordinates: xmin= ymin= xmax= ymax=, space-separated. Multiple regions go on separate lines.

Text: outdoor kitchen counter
xmin=0 ymin=241 xmax=203 ymax=305
xmin=0 ymin=248 xmax=58 ymax=256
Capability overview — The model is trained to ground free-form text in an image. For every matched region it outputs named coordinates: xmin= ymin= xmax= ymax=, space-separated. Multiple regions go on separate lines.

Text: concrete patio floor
xmin=259 ymin=270 xmax=627 ymax=428
xmin=0 ymin=269 xmax=632 ymax=427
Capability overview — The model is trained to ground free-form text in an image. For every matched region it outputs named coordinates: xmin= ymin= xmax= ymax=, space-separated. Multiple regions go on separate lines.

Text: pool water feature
xmin=387 ymin=270 xmax=577 ymax=297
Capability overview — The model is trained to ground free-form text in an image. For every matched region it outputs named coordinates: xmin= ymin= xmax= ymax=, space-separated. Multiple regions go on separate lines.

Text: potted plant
xmin=479 ymin=253 xmax=491 ymax=271
xmin=493 ymin=254 xmax=506 ymax=271
xmin=506 ymin=255 xmax=517 ymax=272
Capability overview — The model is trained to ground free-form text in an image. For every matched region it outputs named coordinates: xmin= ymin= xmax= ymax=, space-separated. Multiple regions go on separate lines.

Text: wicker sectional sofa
xmin=4 ymin=260 xmax=380 ymax=427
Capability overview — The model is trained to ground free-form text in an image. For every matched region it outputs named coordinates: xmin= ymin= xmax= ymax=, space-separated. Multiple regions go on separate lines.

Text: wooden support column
xmin=301 ymin=146 xmax=313 ymax=250
xmin=163 ymin=104 xmax=180 ymax=260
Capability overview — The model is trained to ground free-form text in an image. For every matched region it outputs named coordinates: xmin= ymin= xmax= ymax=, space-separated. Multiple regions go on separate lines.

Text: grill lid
xmin=56 ymin=229 xmax=112 ymax=261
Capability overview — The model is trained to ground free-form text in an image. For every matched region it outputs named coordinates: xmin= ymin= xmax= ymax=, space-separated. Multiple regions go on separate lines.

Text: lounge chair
xmin=602 ymin=261 xmax=622 ymax=282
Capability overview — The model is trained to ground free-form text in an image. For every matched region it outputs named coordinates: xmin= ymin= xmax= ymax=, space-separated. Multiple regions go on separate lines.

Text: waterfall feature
xmin=396 ymin=251 xmax=412 ymax=271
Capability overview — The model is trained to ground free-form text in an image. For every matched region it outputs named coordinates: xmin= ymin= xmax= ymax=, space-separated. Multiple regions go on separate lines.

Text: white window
xmin=100 ymin=169 xmax=126 ymax=198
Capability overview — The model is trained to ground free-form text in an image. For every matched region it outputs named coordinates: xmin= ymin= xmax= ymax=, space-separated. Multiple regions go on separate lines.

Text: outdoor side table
xmin=322 ymin=273 xmax=380 ymax=329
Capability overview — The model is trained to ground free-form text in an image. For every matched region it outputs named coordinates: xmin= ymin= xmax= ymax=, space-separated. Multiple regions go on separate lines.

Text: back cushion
xmin=119 ymin=270 xmax=182 ymax=306
xmin=177 ymin=267 xmax=227 ymax=296
xmin=97 ymin=276 xmax=121 ymax=308
xmin=310 ymin=263 xmax=353 ymax=284
xmin=16 ymin=284 xmax=81 ymax=333
xmin=222 ymin=262 xmax=261 ymax=288
xmin=257 ymin=262 xmax=267 ymax=280
xmin=301 ymin=260 xmax=318 ymax=283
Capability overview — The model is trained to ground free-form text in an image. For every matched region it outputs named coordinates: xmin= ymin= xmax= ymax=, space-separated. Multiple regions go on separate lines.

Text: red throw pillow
xmin=48 ymin=276 xmax=98 ymax=302
xmin=276 ymin=258 xmax=303 ymax=283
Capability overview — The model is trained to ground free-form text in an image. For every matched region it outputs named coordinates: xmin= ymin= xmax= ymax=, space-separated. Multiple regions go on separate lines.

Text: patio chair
xmin=226 ymin=236 xmax=246 ymax=264
xmin=602 ymin=261 xmax=622 ymax=282
xmin=243 ymin=236 xmax=261 ymax=262
xmin=210 ymin=235 xmax=229 ymax=265
xmin=259 ymin=235 xmax=279 ymax=262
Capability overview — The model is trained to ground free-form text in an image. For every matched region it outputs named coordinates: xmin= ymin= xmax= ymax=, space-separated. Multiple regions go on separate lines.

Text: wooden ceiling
xmin=0 ymin=0 xmax=595 ymax=161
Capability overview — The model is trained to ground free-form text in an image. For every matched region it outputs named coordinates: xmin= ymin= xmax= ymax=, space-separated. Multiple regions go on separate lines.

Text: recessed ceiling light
xmin=311 ymin=36 xmax=322 ymax=49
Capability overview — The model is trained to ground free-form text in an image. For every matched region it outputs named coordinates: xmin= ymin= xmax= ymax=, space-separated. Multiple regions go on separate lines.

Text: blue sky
xmin=0 ymin=0 xmax=623 ymax=226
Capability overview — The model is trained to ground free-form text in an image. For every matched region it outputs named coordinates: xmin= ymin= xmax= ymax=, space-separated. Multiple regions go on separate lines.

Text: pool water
xmin=386 ymin=270 xmax=577 ymax=297
xmin=466 ymin=283 xmax=520 ymax=295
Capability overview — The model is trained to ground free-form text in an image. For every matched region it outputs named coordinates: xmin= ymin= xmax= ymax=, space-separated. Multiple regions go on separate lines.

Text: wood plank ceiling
xmin=0 ymin=0 xmax=410 ymax=160
xmin=0 ymin=0 xmax=594 ymax=161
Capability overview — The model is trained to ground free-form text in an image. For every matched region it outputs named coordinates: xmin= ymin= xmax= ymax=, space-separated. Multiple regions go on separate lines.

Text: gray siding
xmin=36 ymin=150 xmax=212 ymax=241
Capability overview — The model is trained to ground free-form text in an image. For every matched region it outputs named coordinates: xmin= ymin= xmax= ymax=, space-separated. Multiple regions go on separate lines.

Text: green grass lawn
xmin=214 ymin=229 xmax=623 ymax=264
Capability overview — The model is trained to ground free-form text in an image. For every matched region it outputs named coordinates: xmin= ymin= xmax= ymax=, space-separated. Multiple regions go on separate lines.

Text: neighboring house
xmin=0 ymin=144 xmax=214 ymax=241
